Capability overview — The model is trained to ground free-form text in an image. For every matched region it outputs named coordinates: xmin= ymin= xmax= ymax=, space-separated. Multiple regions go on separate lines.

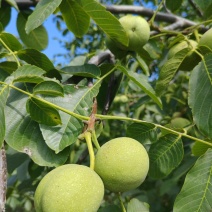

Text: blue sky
xmin=5 ymin=8 xmax=71 ymax=65
xmin=5 ymin=1 xmax=155 ymax=66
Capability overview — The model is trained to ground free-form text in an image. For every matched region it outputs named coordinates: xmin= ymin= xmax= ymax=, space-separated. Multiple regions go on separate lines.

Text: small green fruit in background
xmin=94 ymin=137 xmax=149 ymax=192
xmin=119 ymin=15 xmax=150 ymax=52
xmin=167 ymin=40 xmax=200 ymax=71
xmin=34 ymin=164 xmax=104 ymax=212
xmin=198 ymin=28 xmax=212 ymax=51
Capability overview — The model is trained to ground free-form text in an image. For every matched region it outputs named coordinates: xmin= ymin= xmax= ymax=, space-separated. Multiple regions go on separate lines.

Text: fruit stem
xmin=84 ymin=131 xmax=95 ymax=170
xmin=118 ymin=193 xmax=126 ymax=212
xmin=91 ymin=130 xmax=101 ymax=150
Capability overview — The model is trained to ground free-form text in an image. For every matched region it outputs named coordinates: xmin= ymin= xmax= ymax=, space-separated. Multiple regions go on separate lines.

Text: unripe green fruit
xmin=167 ymin=40 xmax=200 ymax=71
xmin=94 ymin=137 xmax=149 ymax=192
xmin=198 ymin=28 xmax=212 ymax=51
xmin=119 ymin=15 xmax=150 ymax=52
xmin=34 ymin=164 xmax=104 ymax=212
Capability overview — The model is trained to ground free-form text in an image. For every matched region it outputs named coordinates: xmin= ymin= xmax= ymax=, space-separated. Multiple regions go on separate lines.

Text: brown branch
xmin=88 ymin=50 xmax=115 ymax=66
xmin=11 ymin=1 xmax=208 ymax=32
xmin=0 ymin=143 xmax=7 ymax=212
xmin=105 ymin=5 xmax=208 ymax=32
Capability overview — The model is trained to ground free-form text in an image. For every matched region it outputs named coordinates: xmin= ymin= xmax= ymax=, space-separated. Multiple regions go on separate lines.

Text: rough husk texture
xmin=34 ymin=164 xmax=104 ymax=212
xmin=95 ymin=137 xmax=149 ymax=192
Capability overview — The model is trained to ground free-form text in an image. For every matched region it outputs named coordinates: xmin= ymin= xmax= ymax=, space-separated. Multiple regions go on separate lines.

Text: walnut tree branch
xmin=0 ymin=144 xmax=7 ymax=212
xmin=105 ymin=5 xmax=208 ymax=32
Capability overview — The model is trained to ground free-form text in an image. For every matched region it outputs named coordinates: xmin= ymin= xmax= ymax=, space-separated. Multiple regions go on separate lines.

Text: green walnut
xmin=119 ymin=15 xmax=150 ymax=52
xmin=106 ymin=15 xmax=150 ymax=58
xmin=167 ymin=40 xmax=200 ymax=71
xmin=198 ymin=28 xmax=212 ymax=51
xmin=34 ymin=164 xmax=104 ymax=212
xmin=94 ymin=137 xmax=149 ymax=193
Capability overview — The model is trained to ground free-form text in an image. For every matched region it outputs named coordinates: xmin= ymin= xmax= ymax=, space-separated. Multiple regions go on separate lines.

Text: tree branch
xmin=11 ymin=1 xmax=208 ymax=32
xmin=0 ymin=144 xmax=7 ymax=212
xmin=105 ymin=5 xmax=208 ymax=32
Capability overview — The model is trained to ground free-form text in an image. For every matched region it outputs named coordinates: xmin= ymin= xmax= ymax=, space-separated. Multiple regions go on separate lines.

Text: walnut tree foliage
xmin=0 ymin=0 xmax=212 ymax=211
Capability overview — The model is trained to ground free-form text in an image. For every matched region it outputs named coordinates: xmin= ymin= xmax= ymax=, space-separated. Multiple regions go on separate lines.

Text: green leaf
xmin=173 ymin=148 xmax=212 ymax=212
xmin=27 ymin=97 xmax=62 ymax=126
xmin=0 ymin=68 xmax=10 ymax=82
xmin=17 ymin=49 xmax=54 ymax=71
xmin=155 ymin=48 xmax=191 ymax=96
xmin=188 ymin=55 xmax=212 ymax=139
xmin=0 ymin=32 xmax=22 ymax=51
xmin=118 ymin=65 xmax=162 ymax=108
xmin=0 ymin=5 xmax=11 ymax=28
xmin=127 ymin=123 xmax=157 ymax=144
xmin=6 ymin=149 xmax=29 ymax=174
xmin=148 ymin=134 xmax=184 ymax=179
xmin=61 ymin=64 xmax=101 ymax=78
xmin=5 ymin=84 xmax=69 ymax=166
xmin=12 ymin=64 xmax=45 ymax=83
xmin=192 ymin=140 xmax=212 ymax=156
xmin=0 ymin=84 xmax=9 ymax=147
xmin=193 ymin=0 xmax=212 ymax=19
xmin=80 ymin=0 xmax=128 ymax=46
xmin=98 ymin=205 xmax=121 ymax=212
xmin=4 ymin=0 xmax=19 ymax=11
xmin=59 ymin=0 xmax=90 ymax=37
xmin=40 ymin=83 xmax=101 ymax=153
xmin=25 ymin=0 xmax=62 ymax=34
xmin=0 ymin=61 xmax=18 ymax=74
xmin=127 ymin=198 xmax=150 ymax=212
xmin=166 ymin=0 xmax=183 ymax=11
xmin=17 ymin=11 xmax=48 ymax=51
xmin=33 ymin=81 xmax=64 ymax=97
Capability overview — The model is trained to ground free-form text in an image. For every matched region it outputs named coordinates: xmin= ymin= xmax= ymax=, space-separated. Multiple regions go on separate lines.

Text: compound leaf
xmin=149 ymin=134 xmax=184 ymax=179
xmin=188 ymin=54 xmax=212 ymax=139
xmin=173 ymin=148 xmax=212 ymax=212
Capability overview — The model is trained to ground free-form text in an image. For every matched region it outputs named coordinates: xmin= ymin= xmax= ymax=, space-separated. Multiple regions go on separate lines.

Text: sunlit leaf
xmin=149 ymin=134 xmax=184 ymax=179
xmin=33 ymin=81 xmax=64 ymax=97
xmin=155 ymin=48 xmax=191 ymax=96
xmin=17 ymin=49 xmax=54 ymax=72
xmin=173 ymin=148 xmax=212 ymax=212
xmin=127 ymin=198 xmax=150 ymax=212
xmin=80 ymin=0 xmax=128 ymax=46
xmin=40 ymin=82 xmax=101 ymax=153
xmin=118 ymin=65 xmax=162 ymax=108
xmin=188 ymin=54 xmax=212 ymax=139
xmin=59 ymin=0 xmax=90 ymax=37
xmin=12 ymin=64 xmax=45 ymax=83
xmin=27 ymin=97 xmax=62 ymax=126
xmin=61 ymin=64 xmax=101 ymax=78
xmin=25 ymin=0 xmax=62 ymax=33
xmin=5 ymin=83 xmax=69 ymax=166
xmin=17 ymin=11 xmax=48 ymax=51
xmin=0 ymin=32 xmax=22 ymax=51
xmin=127 ymin=123 xmax=157 ymax=144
